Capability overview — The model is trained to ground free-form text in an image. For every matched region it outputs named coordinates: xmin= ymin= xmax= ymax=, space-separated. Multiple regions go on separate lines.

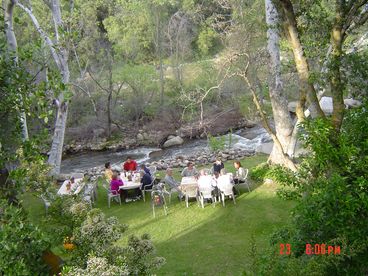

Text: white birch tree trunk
xmin=265 ymin=0 xmax=294 ymax=166
xmin=17 ymin=0 xmax=70 ymax=175
xmin=4 ymin=0 xmax=29 ymax=141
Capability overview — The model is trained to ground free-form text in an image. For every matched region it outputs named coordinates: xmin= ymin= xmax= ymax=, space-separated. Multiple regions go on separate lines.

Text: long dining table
xmin=57 ymin=178 xmax=85 ymax=195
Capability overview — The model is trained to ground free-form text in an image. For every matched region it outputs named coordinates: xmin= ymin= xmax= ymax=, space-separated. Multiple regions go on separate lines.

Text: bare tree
xmin=88 ymin=62 xmax=125 ymax=138
xmin=167 ymin=11 xmax=195 ymax=85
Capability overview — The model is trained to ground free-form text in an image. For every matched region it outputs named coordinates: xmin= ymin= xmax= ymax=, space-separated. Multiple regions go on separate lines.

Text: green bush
xmin=62 ymin=208 xmax=165 ymax=275
xmin=207 ymin=134 xmax=226 ymax=152
xmin=249 ymin=162 xmax=270 ymax=181
xmin=0 ymin=201 xmax=50 ymax=275
xmin=251 ymin=104 xmax=368 ymax=275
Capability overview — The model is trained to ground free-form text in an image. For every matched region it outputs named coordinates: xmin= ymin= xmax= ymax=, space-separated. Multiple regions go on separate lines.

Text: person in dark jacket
xmin=140 ymin=164 xmax=151 ymax=176
xmin=140 ymin=171 xmax=152 ymax=189
xmin=213 ymin=157 xmax=224 ymax=174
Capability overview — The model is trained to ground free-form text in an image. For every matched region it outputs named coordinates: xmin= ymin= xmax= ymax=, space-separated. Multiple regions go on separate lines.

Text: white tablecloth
xmin=119 ymin=178 xmax=141 ymax=190
xmin=181 ymin=176 xmax=197 ymax=186
xmin=57 ymin=178 xmax=84 ymax=195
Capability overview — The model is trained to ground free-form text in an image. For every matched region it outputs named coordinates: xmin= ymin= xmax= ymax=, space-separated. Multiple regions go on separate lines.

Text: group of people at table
xmin=104 ymin=156 xmax=248 ymax=203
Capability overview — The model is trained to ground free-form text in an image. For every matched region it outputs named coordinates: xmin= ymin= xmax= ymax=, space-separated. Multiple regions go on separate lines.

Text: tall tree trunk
xmin=48 ymin=102 xmax=68 ymax=175
xmin=330 ymin=1 xmax=345 ymax=132
xmin=18 ymin=1 xmax=70 ymax=175
xmin=279 ymin=0 xmax=325 ymax=119
xmin=4 ymin=0 xmax=29 ymax=142
xmin=265 ymin=0 xmax=295 ymax=166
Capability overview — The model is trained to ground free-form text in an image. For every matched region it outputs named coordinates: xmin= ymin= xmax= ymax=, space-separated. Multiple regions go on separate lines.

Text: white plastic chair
xmin=40 ymin=194 xmax=51 ymax=215
xmin=182 ymin=186 xmax=199 ymax=208
xmin=83 ymin=184 xmax=95 ymax=208
xmin=102 ymin=184 xmax=121 ymax=208
xmin=141 ymin=176 xmax=156 ymax=202
xmin=151 ymin=184 xmax=168 ymax=218
xmin=198 ymin=186 xmax=216 ymax=208
xmin=218 ymin=183 xmax=236 ymax=206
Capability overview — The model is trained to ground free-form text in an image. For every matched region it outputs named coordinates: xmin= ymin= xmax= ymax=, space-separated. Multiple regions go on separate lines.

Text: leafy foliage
xmin=46 ymin=201 xmax=165 ymax=274
xmin=207 ymin=134 xmax=226 ymax=152
xmin=0 ymin=200 xmax=50 ymax=275
xmin=252 ymin=104 xmax=368 ymax=275
xmin=249 ymin=162 xmax=270 ymax=181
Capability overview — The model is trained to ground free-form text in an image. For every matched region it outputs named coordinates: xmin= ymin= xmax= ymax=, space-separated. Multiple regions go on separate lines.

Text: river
xmin=60 ymin=126 xmax=271 ymax=174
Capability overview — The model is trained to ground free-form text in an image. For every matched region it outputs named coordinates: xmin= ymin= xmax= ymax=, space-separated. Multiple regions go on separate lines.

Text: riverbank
xmin=63 ymin=114 xmax=257 ymax=155
xmin=59 ymin=124 xmax=271 ymax=179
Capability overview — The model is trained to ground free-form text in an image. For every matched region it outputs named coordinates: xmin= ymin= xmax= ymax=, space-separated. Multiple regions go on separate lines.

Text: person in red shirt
xmin=123 ymin=156 xmax=138 ymax=171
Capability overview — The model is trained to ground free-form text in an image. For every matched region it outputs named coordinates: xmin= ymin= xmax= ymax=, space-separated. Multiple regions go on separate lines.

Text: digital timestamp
xmin=279 ymin=243 xmax=341 ymax=255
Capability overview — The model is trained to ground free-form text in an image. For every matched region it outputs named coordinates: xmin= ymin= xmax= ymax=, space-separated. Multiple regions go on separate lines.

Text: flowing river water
xmin=60 ymin=126 xmax=271 ymax=174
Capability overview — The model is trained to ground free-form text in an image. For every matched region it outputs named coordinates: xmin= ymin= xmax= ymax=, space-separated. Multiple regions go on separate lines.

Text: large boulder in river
xmin=289 ymin=97 xmax=334 ymax=114
xmin=289 ymin=97 xmax=362 ymax=115
xmin=163 ymin=136 xmax=184 ymax=148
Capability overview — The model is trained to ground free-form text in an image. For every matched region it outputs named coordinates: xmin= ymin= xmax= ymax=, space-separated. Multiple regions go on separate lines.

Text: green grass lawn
xmin=23 ymin=154 xmax=295 ymax=275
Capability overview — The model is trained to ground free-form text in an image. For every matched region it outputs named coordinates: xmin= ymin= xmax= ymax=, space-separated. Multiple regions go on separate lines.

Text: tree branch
xmin=87 ymin=69 xmax=110 ymax=94
xmin=17 ymin=2 xmax=63 ymax=70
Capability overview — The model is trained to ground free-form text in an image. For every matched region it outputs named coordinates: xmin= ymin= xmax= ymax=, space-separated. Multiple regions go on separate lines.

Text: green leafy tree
xmin=253 ymin=104 xmax=368 ymax=275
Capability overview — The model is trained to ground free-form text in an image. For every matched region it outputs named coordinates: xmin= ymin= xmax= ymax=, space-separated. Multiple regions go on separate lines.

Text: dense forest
xmin=1 ymin=0 xmax=367 ymax=275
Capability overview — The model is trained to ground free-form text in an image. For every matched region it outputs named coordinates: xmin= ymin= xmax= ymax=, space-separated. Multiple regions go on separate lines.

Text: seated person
xmin=217 ymin=169 xmax=233 ymax=191
xmin=140 ymin=164 xmax=151 ymax=176
xmin=212 ymin=158 xmax=224 ymax=174
xmin=164 ymin=168 xmax=184 ymax=197
xmin=122 ymin=156 xmax=138 ymax=172
xmin=197 ymin=169 xmax=215 ymax=190
xmin=181 ymin=162 xmax=198 ymax=177
xmin=233 ymin=161 xmax=247 ymax=184
xmin=104 ymin=162 xmax=113 ymax=181
xmin=110 ymin=172 xmax=123 ymax=195
xmin=140 ymin=171 xmax=152 ymax=189
xmin=65 ymin=177 xmax=75 ymax=194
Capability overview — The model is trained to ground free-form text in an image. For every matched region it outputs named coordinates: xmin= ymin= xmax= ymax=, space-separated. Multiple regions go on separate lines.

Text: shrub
xmin=207 ymin=134 xmax=226 ymax=152
xmin=123 ymin=234 xmax=166 ymax=275
xmin=251 ymin=104 xmax=368 ymax=275
xmin=61 ymin=209 xmax=165 ymax=275
xmin=0 ymin=200 xmax=50 ymax=275
xmin=63 ymin=256 xmax=128 ymax=276
xmin=249 ymin=162 xmax=270 ymax=181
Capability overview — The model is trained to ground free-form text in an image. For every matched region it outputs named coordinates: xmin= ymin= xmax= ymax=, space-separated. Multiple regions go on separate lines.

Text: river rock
xmin=344 ymin=98 xmax=362 ymax=108
xmin=137 ymin=133 xmax=144 ymax=141
xmin=319 ymin=97 xmax=334 ymax=114
xmin=167 ymin=135 xmax=176 ymax=140
xmin=221 ymin=153 xmax=230 ymax=159
xmin=163 ymin=136 xmax=184 ymax=148
xmin=256 ymin=142 xmax=274 ymax=155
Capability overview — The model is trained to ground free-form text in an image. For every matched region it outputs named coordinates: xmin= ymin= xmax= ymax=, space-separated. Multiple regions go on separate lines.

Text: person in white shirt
xmin=197 ymin=169 xmax=215 ymax=190
xmin=217 ymin=169 xmax=233 ymax=191
xmin=233 ymin=161 xmax=247 ymax=184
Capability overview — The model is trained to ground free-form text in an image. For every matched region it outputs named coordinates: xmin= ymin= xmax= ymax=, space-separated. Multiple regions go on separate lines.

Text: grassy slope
xmin=23 ymin=154 xmax=294 ymax=275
